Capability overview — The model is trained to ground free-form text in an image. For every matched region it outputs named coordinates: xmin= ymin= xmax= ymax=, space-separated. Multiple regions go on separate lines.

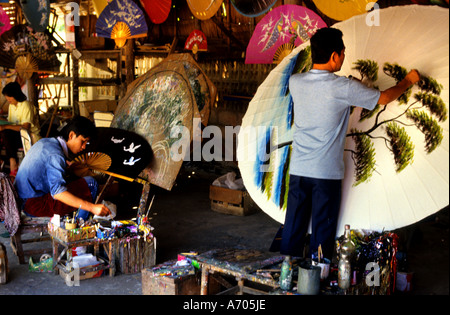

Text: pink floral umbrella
xmin=245 ymin=4 xmax=326 ymax=64
xmin=0 ymin=6 xmax=11 ymax=36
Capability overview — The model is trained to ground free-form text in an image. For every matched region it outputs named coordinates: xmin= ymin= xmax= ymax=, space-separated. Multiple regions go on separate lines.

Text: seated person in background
xmin=14 ymin=115 xmax=110 ymax=220
xmin=0 ymin=82 xmax=41 ymax=177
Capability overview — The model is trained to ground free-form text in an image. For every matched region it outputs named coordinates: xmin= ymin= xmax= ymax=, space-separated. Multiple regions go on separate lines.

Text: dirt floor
xmin=0 ymin=161 xmax=448 ymax=295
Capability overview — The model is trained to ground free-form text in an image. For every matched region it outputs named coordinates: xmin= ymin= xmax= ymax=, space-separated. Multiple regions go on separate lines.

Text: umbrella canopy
xmin=334 ymin=4 xmax=449 ymax=233
xmin=0 ymin=6 xmax=11 ymax=36
xmin=92 ymin=0 xmax=109 ymax=17
xmin=19 ymin=0 xmax=50 ymax=32
xmin=231 ymin=0 xmax=277 ymax=18
xmin=140 ymin=0 xmax=172 ymax=24
xmin=71 ymin=127 xmax=152 ymax=181
xmin=312 ymin=0 xmax=378 ymax=22
xmin=96 ymin=0 xmax=148 ymax=48
xmin=186 ymin=0 xmax=223 ymax=20
xmin=0 ymin=25 xmax=61 ymax=79
xmin=245 ymin=4 xmax=326 ymax=64
xmin=185 ymin=29 xmax=208 ymax=54
xmin=237 ymin=5 xmax=449 ymax=235
xmin=111 ymin=53 xmax=216 ymax=190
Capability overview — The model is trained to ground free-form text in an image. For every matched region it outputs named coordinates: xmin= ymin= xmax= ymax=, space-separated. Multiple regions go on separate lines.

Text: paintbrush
xmin=145 ymin=195 xmax=155 ymax=219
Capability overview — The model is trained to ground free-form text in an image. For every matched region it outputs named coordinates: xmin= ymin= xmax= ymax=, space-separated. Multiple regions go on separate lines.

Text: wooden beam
xmin=211 ymin=16 xmax=246 ymax=51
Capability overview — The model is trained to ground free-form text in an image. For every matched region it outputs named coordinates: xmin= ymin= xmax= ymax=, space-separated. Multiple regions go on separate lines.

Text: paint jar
xmin=312 ymin=258 xmax=331 ymax=280
xmin=65 ymin=222 xmax=77 ymax=230
xmin=297 ymin=261 xmax=321 ymax=295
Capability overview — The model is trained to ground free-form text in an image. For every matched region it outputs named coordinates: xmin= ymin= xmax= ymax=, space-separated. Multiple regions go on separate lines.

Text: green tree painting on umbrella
xmin=348 ymin=60 xmax=446 ymax=186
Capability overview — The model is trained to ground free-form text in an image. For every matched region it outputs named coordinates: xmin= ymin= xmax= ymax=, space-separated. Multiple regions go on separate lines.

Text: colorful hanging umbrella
xmin=185 ymin=29 xmax=208 ymax=54
xmin=96 ymin=0 xmax=148 ymax=48
xmin=111 ymin=53 xmax=216 ymax=190
xmin=0 ymin=25 xmax=61 ymax=79
xmin=19 ymin=0 xmax=50 ymax=32
xmin=0 ymin=6 xmax=11 ymax=36
xmin=92 ymin=0 xmax=109 ymax=17
xmin=231 ymin=0 xmax=277 ymax=18
xmin=245 ymin=4 xmax=326 ymax=64
xmin=166 ymin=53 xmax=217 ymax=127
xmin=140 ymin=0 xmax=172 ymax=24
xmin=237 ymin=5 xmax=449 ymax=235
xmin=186 ymin=0 xmax=223 ymax=20
xmin=312 ymin=0 xmax=378 ymax=22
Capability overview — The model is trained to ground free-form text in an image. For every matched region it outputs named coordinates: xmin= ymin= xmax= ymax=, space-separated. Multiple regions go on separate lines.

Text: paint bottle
xmin=338 ymin=224 xmax=355 ymax=291
xmin=279 ymin=255 xmax=293 ymax=291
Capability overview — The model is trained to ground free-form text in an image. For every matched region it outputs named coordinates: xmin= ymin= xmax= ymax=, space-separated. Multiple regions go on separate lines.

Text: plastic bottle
xmin=279 ymin=255 xmax=293 ymax=290
xmin=338 ymin=224 xmax=355 ymax=290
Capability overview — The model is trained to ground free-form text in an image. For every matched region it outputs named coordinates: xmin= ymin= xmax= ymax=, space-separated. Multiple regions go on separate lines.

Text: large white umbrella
xmin=237 ymin=5 xmax=449 ymax=235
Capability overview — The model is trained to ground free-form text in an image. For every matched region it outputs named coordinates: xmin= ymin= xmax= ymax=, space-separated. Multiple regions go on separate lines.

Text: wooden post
xmin=123 ymin=38 xmax=135 ymax=88
xmin=137 ymin=181 xmax=150 ymax=220
xmin=72 ymin=55 xmax=80 ymax=116
xmin=26 ymin=73 xmax=38 ymax=110
xmin=201 ymin=265 xmax=210 ymax=295
xmin=0 ymin=242 xmax=8 ymax=284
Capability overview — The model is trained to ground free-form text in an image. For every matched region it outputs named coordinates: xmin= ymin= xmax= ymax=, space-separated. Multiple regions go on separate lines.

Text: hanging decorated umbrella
xmin=19 ymin=0 xmax=50 ymax=32
xmin=186 ymin=0 xmax=223 ymax=20
xmin=92 ymin=0 xmax=109 ymax=17
xmin=185 ymin=29 xmax=207 ymax=54
xmin=0 ymin=25 xmax=61 ymax=79
xmin=312 ymin=0 xmax=378 ymax=22
xmin=230 ymin=0 xmax=277 ymax=18
xmin=96 ymin=0 xmax=148 ymax=48
xmin=237 ymin=5 xmax=449 ymax=235
xmin=0 ymin=6 xmax=12 ymax=36
xmin=140 ymin=0 xmax=172 ymax=24
xmin=165 ymin=53 xmax=217 ymax=127
xmin=111 ymin=53 xmax=216 ymax=190
xmin=71 ymin=127 xmax=152 ymax=182
xmin=245 ymin=4 xmax=326 ymax=64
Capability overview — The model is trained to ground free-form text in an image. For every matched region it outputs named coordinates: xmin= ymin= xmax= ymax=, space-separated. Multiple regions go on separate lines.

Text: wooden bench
xmin=10 ymin=216 xmax=52 ymax=264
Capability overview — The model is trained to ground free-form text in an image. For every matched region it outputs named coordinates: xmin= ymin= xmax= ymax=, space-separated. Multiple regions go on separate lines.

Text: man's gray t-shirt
xmin=289 ymin=69 xmax=380 ymax=180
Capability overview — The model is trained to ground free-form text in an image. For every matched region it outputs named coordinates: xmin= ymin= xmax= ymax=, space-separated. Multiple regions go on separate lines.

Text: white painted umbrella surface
xmin=237 ymin=5 xmax=449 ymax=235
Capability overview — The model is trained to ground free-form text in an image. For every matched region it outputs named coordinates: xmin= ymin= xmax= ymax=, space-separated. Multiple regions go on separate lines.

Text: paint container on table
xmin=297 ymin=261 xmax=321 ymax=295
xmin=279 ymin=255 xmax=293 ymax=291
xmin=65 ymin=222 xmax=77 ymax=230
xmin=312 ymin=258 xmax=331 ymax=280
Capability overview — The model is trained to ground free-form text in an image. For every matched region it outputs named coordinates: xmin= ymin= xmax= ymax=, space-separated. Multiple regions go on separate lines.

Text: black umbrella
xmin=71 ymin=127 xmax=152 ymax=182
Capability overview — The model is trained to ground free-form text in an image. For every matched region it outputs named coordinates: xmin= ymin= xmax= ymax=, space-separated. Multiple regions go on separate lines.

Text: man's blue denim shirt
xmin=15 ymin=137 xmax=69 ymax=200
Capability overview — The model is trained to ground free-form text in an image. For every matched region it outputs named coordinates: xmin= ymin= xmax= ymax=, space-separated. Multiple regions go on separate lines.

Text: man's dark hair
xmin=310 ymin=28 xmax=345 ymax=64
xmin=2 ymin=82 xmax=27 ymax=102
xmin=59 ymin=116 xmax=97 ymax=141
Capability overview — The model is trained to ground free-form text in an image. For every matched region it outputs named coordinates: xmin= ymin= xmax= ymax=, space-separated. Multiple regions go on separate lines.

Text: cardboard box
xmin=79 ymin=99 xmax=117 ymax=118
xmin=48 ymin=223 xmax=96 ymax=242
xmin=59 ymin=259 xmax=106 ymax=284
xmin=209 ymin=185 xmax=260 ymax=216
